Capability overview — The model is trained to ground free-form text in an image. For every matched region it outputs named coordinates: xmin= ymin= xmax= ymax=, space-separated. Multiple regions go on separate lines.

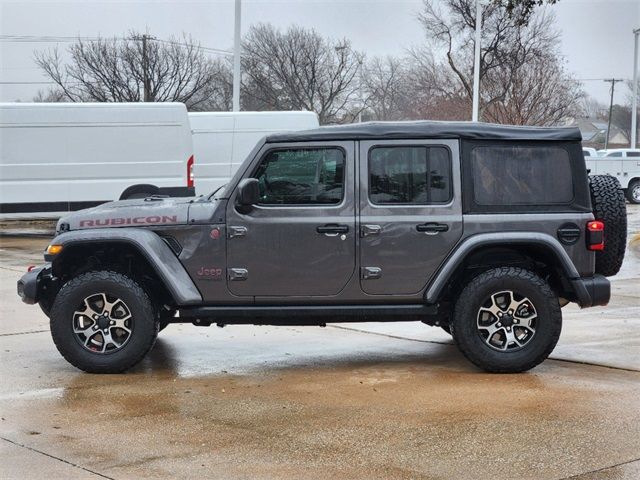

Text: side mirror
xmin=236 ymin=178 xmax=260 ymax=207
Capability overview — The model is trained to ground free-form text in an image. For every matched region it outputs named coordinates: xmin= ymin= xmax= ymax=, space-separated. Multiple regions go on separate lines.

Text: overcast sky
xmin=1 ymin=0 xmax=638 ymax=106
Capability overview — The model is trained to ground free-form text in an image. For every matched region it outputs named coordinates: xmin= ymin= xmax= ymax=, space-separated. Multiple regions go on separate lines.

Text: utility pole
xmin=604 ymin=78 xmax=623 ymax=150
xmin=632 ymin=28 xmax=639 ymax=149
xmin=133 ymin=34 xmax=154 ymax=102
xmin=232 ymin=0 xmax=242 ymax=112
xmin=471 ymin=0 xmax=483 ymax=122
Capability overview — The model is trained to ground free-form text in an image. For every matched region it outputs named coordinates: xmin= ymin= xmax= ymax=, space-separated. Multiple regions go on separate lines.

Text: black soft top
xmin=266 ymin=120 xmax=582 ymax=143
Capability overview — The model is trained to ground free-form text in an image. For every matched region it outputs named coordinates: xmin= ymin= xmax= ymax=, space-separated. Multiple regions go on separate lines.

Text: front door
xmin=226 ymin=142 xmax=356 ymax=297
xmin=359 ymin=140 xmax=463 ymax=296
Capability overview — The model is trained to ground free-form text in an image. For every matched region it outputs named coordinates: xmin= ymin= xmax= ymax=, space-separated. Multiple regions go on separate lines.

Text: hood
xmin=57 ymin=197 xmax=192 ymax=233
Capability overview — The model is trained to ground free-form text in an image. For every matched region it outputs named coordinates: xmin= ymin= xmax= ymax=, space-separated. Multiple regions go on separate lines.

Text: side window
xmin=606 ymin=152 xmax=623 ymax=157
xmin=369 ymin=146 xmax=452 ymax=204
xmin=626 ymin=152 xmax=640 ymax=157
xmin=253 ymin=148 xmax=345 ymax=205
xmin=471 ymin=146 xmax=573 ymax=205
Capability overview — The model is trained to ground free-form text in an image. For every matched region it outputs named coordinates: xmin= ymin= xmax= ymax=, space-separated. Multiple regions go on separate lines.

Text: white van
xmin=584 ymin=148 xmax=640 ymax=203
xmin=189 ymin=111 xmax=319 ymax=195
xmin=0 ymin=102 xmax=194 ymax=218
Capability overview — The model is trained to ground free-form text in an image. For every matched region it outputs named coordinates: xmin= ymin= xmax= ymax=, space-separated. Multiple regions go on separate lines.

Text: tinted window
xmin=606 ymin=152 xmax=623 ymax=157
xmin=472 ymin=146 xmax=573 ymax=205
xmin=253 ymin=148 xmax=344 ymax=205
xmin=369 ymin=146 xmax=451 ymax=204
xmin=627 ymin=151 xmax=640 ymax=157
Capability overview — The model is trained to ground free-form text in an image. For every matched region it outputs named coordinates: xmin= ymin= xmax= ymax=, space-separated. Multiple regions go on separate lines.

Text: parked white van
xmin=0 ymin=102 xmax=194 ymax=218
xmin=584 ymin=148 xmax=640 ymax=203
xmin=189 ymin=111 xmax=319 ymax=195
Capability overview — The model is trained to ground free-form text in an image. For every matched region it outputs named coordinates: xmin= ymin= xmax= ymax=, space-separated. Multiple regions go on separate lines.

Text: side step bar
xmin=175 ymin=304 xmax=440 ymax=326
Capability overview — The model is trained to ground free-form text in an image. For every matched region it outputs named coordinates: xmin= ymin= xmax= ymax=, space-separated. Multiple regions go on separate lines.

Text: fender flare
xmin=48 ymin=228 xmax=202 ymax=305
xmin=424 ymin=232 xmax=581 ymax=304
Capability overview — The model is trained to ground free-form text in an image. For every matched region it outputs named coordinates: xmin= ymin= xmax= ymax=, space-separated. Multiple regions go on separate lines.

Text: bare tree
xmin=362 ymin=56 xmax=409 ymax=121
xmin=482 ymin=53 xmax=583 ymax=125
xmin=240 ymin=24 xmax=363 ymax=124
xmin=580 ymin=95 xmax=608 ymax=119
xmin=33 ymin=88 xmax=69 ymax=102
xmin=416 ymin=0 xmax=581 ymax=124
xmin=35 ymin=32 xmax=229 ymax=110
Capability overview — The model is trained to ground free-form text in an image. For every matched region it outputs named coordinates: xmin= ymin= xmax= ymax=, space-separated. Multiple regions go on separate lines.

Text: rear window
xmin=472 ymin=146 xmax=573 ymax=205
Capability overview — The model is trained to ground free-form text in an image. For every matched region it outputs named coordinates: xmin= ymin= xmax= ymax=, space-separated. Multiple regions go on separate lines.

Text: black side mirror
xmin=236 ymin=178 xmax=260 ymax=207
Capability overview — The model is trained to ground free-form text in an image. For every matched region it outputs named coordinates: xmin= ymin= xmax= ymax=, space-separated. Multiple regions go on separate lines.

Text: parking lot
xmin=1 ymin=205 xmax=639 ymax=479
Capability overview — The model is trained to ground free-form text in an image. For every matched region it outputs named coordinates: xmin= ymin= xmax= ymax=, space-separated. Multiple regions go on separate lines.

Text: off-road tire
xmin=451 ymin=267 xmax=562 ymax=373
xmin=589 ymin=175 xmax=627 ymax=277
xmin=50 ymin=271 xmax=159 ymax=373
xmin=625 ymin=179 xmax=640 ymax=204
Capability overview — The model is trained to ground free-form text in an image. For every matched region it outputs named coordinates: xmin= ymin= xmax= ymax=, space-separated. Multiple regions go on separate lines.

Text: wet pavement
xmin=1 ymin=205 xmax=639 ymax=479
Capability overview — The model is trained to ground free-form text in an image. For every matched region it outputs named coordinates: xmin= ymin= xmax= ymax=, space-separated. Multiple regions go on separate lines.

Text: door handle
xmin=416 ymin=223 xmax=449 ymax=234
xmin=360 ymin=224 xmax=381 ymax=237
xmin=316 ymin=224 xmax=349 ymax=236
xmin=228 ymin=226 xmax=247 ymax=238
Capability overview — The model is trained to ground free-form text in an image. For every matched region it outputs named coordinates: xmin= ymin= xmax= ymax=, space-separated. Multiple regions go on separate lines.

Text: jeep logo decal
xmin=79 ymin=215 xmax=178 ymax=227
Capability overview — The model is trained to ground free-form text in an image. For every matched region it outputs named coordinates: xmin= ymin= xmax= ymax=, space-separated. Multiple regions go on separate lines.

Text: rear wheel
xmin=451 ymin=267 xmax=562 ymax=373
xmin=589 ymin=175 xmax=627 ymax=277
xmin=626 ymin=179 xmax=640 ymax=204
xmin=50 ymin=271 xmax=158 ymax=373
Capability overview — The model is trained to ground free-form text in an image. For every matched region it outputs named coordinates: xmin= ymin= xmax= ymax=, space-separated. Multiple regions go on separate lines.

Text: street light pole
xmin=232 ymin=0 xmax=242 ymax=112
xmin=632 ymin=28 xmax=639 ymax=149
xmin=471 ymin=0 xmax=483 ymax=122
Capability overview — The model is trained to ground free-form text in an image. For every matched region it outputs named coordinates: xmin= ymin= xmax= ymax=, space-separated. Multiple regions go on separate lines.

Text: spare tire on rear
xmin=588 ymin=175 xmax=627 ymax=277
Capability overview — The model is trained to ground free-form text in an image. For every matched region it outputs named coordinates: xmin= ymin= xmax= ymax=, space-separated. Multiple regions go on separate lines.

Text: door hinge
xmin=228 ymin=268 xmax=248 ymax=281
xmin=361 ymin=267 xmax=382 ymax=280
xmin=228 ymin=226 xmax=247 ymax=238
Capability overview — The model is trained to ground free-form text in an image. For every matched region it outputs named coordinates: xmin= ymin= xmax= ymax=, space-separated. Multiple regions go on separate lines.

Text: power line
xmin=0 ymin=34 xmax=233 ymax=56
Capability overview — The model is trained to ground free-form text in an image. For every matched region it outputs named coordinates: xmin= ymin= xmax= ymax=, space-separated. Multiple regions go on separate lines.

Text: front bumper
xmin=571 ymin=275 xmax=611 ymax=308
xmin=17 ymin=264 xmax=51 ymax=305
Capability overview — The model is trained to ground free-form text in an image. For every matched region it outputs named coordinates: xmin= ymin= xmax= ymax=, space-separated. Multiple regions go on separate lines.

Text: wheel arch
xmin=425 ymin=232 xmax=581 ymax=305
xmin=48 ymin=228 xmax=202 ymax=306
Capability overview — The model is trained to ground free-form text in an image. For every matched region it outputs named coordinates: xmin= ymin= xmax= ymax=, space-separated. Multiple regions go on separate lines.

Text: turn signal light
xmin=586 ymin=221 xmax=604 ymax=251
xmin=46 ymin=244 xmax=63 ymax=255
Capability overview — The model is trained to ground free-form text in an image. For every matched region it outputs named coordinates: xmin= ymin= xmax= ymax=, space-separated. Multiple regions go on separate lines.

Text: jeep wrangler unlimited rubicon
xmin=17 ymin=121 xmax=627 ymax=374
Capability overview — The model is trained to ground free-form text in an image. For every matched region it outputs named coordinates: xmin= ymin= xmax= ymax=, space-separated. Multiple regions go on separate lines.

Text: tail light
xmin=187 ymin=155 xmax=194 ymax=188
xmin=586 ymin=220 xmax=604 ymax=251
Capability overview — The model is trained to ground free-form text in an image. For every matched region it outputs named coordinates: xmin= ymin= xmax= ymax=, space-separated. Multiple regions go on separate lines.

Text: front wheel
xmin=50 ymin=271 xmax=159 ymax=373
xmin=451 ymin=267 xmax=562 ymax=373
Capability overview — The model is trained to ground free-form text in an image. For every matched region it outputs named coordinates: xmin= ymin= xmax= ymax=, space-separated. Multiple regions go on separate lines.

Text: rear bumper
xmin=17 ymin=264 xmax=51 ymax=305
xmin=571 ymin=275 xmax=611 ymax=308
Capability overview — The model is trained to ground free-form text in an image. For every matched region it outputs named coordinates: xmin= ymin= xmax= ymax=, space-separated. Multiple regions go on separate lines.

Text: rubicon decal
xmin=79 ymin=215 xmax=178 ymax=227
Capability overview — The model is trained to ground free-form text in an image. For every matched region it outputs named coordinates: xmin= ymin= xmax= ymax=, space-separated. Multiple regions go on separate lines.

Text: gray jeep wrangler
xmin=17 ymin=121 xmax=627 ymax=374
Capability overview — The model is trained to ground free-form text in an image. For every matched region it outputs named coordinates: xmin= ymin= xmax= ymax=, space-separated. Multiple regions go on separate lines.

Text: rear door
xmin=226 ymin=141 xmax=356 ymax=297
xmin=359 ymin=139 xmax=463 ymax=295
